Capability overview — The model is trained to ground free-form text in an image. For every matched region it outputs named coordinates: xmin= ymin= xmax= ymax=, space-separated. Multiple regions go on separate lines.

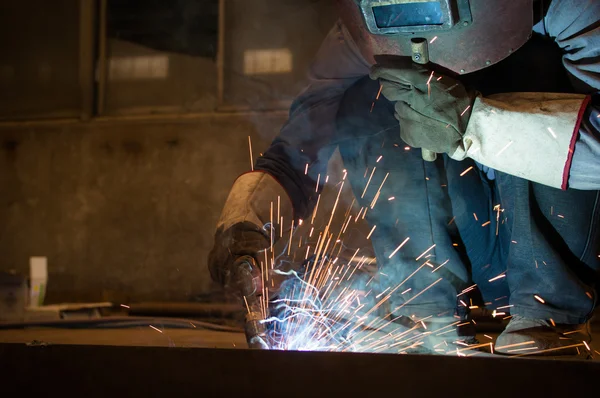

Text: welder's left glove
xmin=370 ymin=64 xmax=477 ymax=159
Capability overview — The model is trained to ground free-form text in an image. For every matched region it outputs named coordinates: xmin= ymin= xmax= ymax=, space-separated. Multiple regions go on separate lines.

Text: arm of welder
xmin=543 ymin=0 xmax=600 ymax=190
xmin=209 ymin=22 xmax=369 ymax=347
xmin=212 ymin=21 xmax=368 ymax=276
xmin=254 ymin=21 xmax=370 ymax=220
xmin=213 ymin=21 xmax=369 ymax=268
xmin=457 ymin=0 xmax=600 ymax=190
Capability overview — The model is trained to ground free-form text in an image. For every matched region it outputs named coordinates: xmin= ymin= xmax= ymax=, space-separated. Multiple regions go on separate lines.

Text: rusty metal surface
xmin=127 ymin=302 xmax=242 ymax=317
xmin=0 ymin=328 xmax=246 ymax=348
xmin=337 ymin=0 xmax=533 ymax=74
xmin=1 ymin=343 xmax=599 ymax=397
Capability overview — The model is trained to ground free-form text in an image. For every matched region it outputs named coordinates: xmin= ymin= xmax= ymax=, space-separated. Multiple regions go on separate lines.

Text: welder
xmin=209 ymin=0 xmax=600 ymax=355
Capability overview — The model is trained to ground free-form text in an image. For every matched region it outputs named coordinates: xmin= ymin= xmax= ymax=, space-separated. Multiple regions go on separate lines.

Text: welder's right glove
xmin=208 ymin=222 xmax=269 ymax=288
xmin=207 ymin=172 xmax=293 ymax=289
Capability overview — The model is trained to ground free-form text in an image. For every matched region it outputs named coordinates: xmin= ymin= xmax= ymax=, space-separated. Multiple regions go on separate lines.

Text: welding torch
xmin=232 ymin=255 xmax=270 ymax=349
xmin=410 ymin=37 xmax=437 ymax=163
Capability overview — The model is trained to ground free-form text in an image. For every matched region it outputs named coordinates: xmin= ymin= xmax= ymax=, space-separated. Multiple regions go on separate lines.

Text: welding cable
xmin=0 ymin=316 xmax=243 ymax=333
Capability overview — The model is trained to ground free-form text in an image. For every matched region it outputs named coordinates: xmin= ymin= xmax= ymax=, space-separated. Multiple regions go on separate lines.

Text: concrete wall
xmin=0 ymin=114 xmax=285 ymax=303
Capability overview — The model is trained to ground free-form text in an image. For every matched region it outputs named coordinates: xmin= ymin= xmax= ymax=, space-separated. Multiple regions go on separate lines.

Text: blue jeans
xmin=336 ymin=76 xmax=600 ymax=324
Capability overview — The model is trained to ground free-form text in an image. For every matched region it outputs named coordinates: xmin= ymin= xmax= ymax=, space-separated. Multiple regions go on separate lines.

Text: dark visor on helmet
xmin=372 ymin=2 xmax=444 ymax=28
xmin=360 ymin=0 xmax=472 ymax=35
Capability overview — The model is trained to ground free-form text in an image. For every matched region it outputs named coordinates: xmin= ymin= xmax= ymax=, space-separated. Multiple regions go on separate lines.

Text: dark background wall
xmin=0 ymin=0 xmax=343 ymax=303
xmin=0 ymin=114 xmax=284 ymax=303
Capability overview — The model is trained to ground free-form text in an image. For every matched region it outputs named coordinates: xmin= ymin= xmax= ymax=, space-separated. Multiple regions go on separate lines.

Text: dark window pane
xmin=103 ymin=0 xmax=219 ymax=115
xmin=0 ymin=0 xmax=80 ymax=120
xmin=222 ymin=0 xmax=336 ymax=110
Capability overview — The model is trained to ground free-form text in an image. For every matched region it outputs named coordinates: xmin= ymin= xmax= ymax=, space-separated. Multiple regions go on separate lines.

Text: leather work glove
xmin=208 ymin=220 xmax=272 ymax=350
xmin=207 ymin=221 xmax=269 ymax=291
xmin=370 ymin=63 xmax=478 ymax=159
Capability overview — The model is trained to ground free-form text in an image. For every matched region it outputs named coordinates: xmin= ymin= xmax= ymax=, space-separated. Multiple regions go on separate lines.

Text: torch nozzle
xmin=232 ymin=255 xmax=271 ymax=350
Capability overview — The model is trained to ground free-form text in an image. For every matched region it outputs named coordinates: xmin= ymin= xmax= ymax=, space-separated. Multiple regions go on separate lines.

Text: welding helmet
xmin=336 ymin=0 xmax=533 ymax=74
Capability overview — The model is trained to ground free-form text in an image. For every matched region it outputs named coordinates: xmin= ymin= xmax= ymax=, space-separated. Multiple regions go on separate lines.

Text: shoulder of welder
xmin=307 ymin=20 xmax=371 ymax=83
xmin=534 ymin=0 xmax=600 ymax=91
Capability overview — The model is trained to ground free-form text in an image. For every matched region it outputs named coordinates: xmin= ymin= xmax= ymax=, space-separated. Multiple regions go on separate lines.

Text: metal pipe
xmin=0 ymin=109 xmax=289 ymax=129
xmin=410 ymin=38 xmax=437 ymax=162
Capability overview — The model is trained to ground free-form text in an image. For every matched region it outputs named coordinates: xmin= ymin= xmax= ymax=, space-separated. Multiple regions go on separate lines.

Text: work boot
xmin=495 ymin=315 xmax=591 ymax=356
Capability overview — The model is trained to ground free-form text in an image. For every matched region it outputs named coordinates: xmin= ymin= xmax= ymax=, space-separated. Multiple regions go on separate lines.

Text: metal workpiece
xmin=1 ymin=343 xmax=598 ymax=397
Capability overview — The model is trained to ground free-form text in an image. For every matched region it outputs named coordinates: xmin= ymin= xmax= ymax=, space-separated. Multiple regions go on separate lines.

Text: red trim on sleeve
xmin=562 ymin=95 xmax=591 ymax=190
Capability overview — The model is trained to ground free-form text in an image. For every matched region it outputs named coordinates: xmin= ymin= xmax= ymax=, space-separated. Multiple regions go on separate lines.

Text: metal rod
xmin=0 ymin=109 xmax=289 ymax=129
xmin=410 ymin=38 xmax=437 ymax=162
